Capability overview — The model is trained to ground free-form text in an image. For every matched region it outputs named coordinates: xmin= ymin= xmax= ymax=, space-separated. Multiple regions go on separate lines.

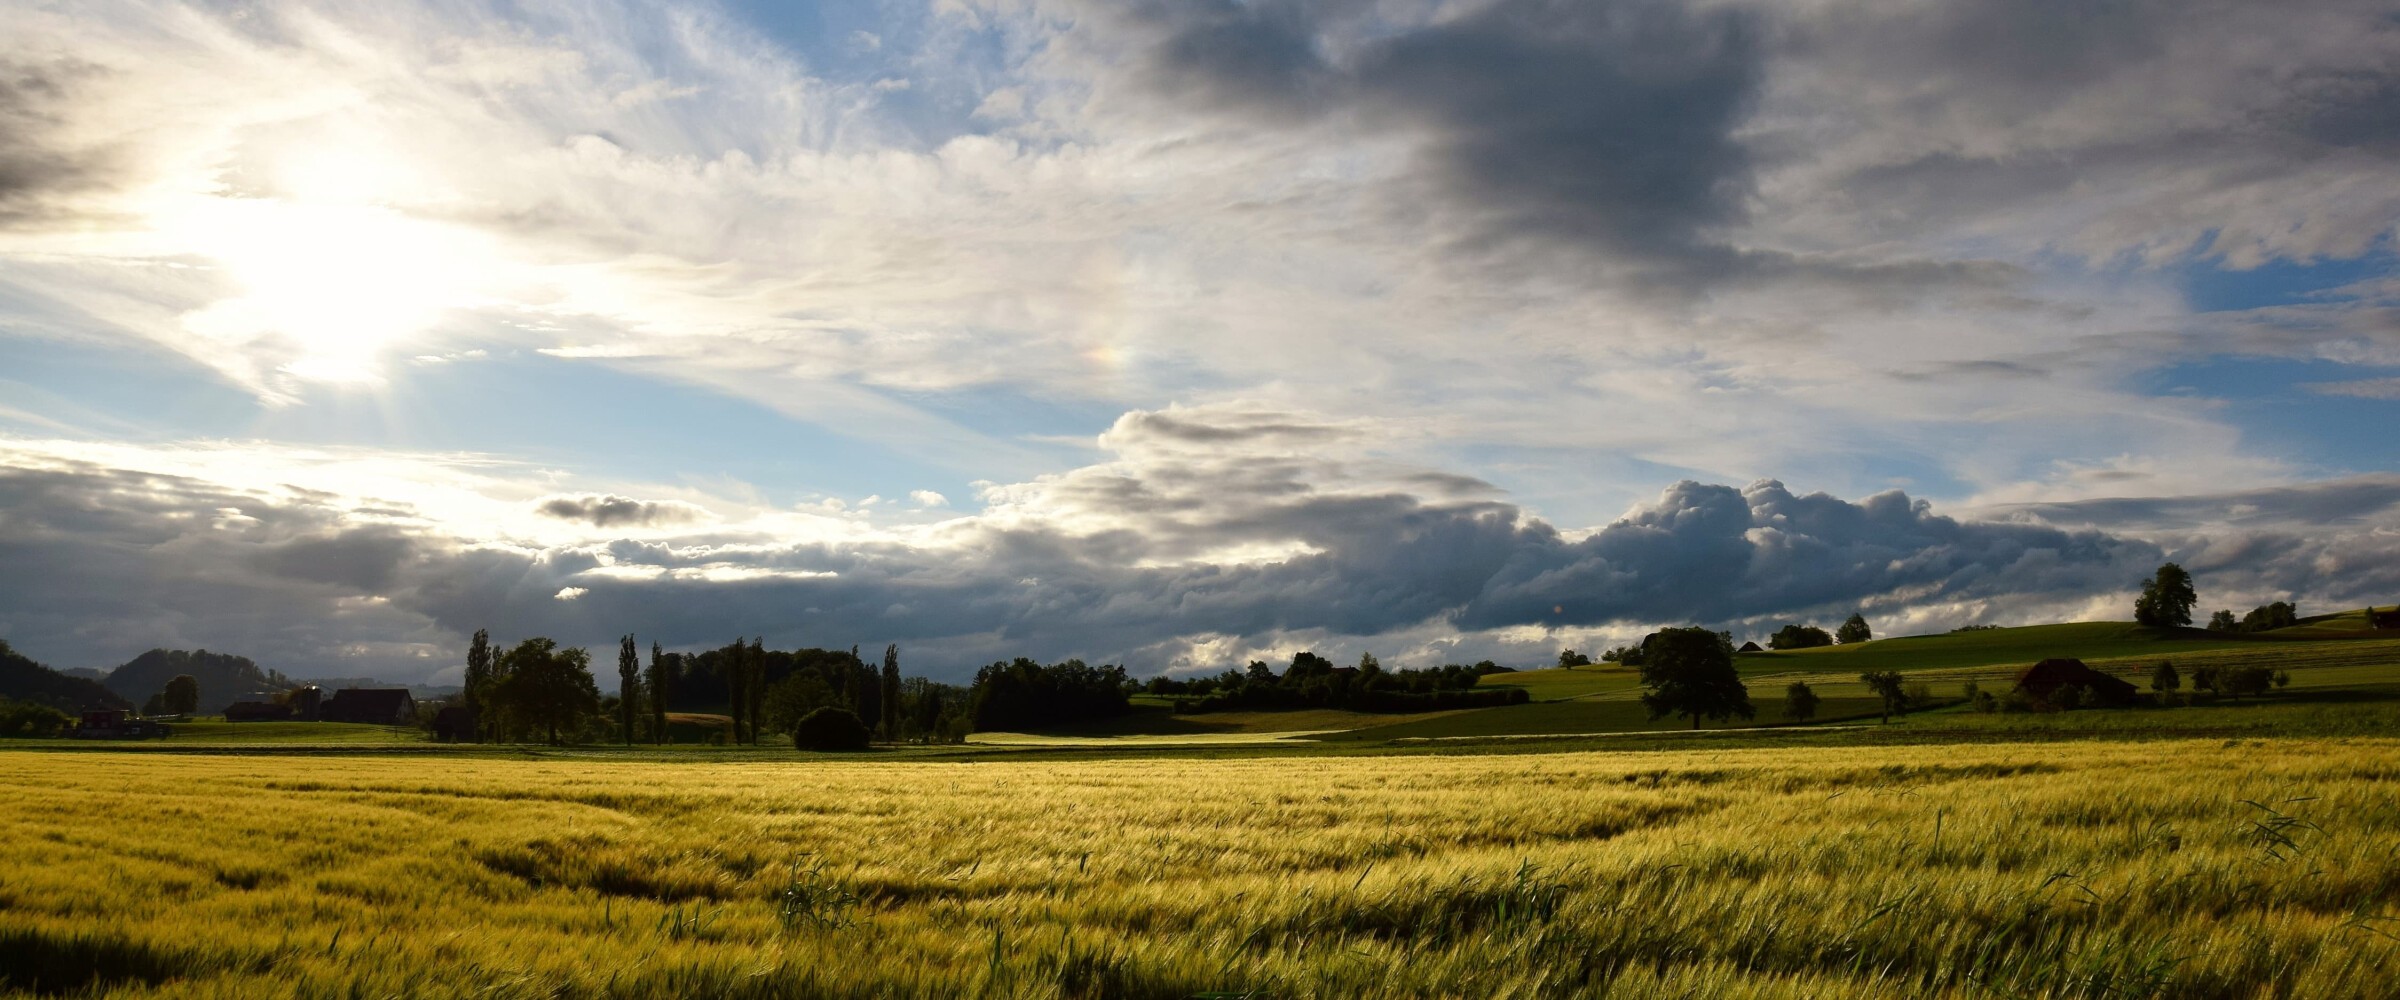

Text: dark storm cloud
xmin=0 ymin=464 xmax=448 ymax=675
xmin=533 ymin=493 xmax=709 ymax=528
xmin=0 ymin=427 xmax=2173 ymax=680
xmin=1452 ymin=480 xmax=2155 ymax=630
xmin=1104 ymin=0 xmax=1764 ymax=276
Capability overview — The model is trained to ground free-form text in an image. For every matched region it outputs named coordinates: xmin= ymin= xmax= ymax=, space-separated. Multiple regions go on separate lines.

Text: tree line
xmin=455 ymin=632 xmax=973 ymax=749
xmin=1141 ymin=652 xmax=1529 ymax=715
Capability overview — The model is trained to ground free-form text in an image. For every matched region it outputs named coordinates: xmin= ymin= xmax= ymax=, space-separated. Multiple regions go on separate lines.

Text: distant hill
xmin=105 ymin=649 xmax=292 ymax=714
xmin=0 ymin=639 xmax=131 ymax=712
xmin=299 ymin=677 xmax=463 ymax=700
xmin=59 ymin=666 xmax=108 ymax=681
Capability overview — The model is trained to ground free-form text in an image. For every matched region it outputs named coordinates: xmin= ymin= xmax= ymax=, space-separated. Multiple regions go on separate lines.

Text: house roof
xmin=326 ymin=688 xmax=415 ymax=716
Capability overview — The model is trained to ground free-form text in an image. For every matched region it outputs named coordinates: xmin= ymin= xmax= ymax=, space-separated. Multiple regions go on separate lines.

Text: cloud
xmin=2305 ymin=377 xmax=2400 ymax=399
xmin=1091 ymin=0 xmax=1764 ymax=281
xmin=908 ymin=490 xmax=949 ymax=509
xmin=22 ymin=407 xmax=2369 ymax=681
xmin=534 ymin=493 xmax=710 ymax=529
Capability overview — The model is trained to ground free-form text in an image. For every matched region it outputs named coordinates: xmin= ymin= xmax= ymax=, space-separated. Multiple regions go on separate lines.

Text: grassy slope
xmin=1313 ymin=695 xmax=1894 ymax=742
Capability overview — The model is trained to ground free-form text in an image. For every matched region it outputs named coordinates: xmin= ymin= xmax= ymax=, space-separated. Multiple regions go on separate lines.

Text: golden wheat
xmin=1 ymin=738 xmax=2395 ymax=998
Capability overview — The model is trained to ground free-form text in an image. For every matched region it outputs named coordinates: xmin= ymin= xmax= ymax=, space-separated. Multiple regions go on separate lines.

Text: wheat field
xmin=2 ymin=740 xmax=2396 ymax=998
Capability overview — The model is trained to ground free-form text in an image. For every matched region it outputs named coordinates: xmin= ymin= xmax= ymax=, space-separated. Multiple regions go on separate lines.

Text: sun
xmin=170 ymin=159 xmax=495 ymax=384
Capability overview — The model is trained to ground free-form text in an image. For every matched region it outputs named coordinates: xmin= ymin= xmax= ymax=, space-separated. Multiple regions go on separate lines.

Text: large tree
xmin=616 ymin=634 xmax=640 ymax=745
xmin=161 ymin=674 xmax=199 ymax=716
xmin=1768 ymin=624 xmax=1834 ymax=650
xmin=1782 ymin=680 xmax=1819 ymax=723
xmin=495 ymin=637 xmax=600 ymax=745
xmin=2133 ymin=562 xmax=2197 ymax=627
xmin=747 ymin=638 xmax=767 ymax=745
xmin=1860 ymin=671 xmax=1907 ymax=724
xmin=1637 ymin=628 xmax=1753 ymax=729
xmin=463 ymin=629 xmax=494 ymax=741
xmin=880 ymin=644 xmax=901 ymax=740
xmin=724 ymin=637 xmax=749 ymax=744
xmin=1834 ymin=614 xmax=1872 ymax=645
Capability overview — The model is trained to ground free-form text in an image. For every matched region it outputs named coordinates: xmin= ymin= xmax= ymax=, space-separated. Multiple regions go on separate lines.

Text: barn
xmin=2014 ymin=658 xmax=2140 ymax=707
xmin=320 ymin=688 xmax=417 ymax=725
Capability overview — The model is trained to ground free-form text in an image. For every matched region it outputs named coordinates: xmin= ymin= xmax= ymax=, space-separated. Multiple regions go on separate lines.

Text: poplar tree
xmin=616 ymin=634 xmax=639 ymax=745
xmin=726 ymin=637 xmax=748 ymax=744
xmin=464 ymin=629 xmax=493 ymax=742
xmin=646 ymin=641 xmax=671 ymax=744
xmin=747 ymin=638 xmax=767 ymax=745
xmin=880 ymin=644 xmax=902 ymax=740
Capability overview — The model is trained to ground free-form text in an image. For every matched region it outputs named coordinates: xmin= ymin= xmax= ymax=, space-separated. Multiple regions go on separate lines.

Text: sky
xmin=1 ymin=0 xmax=2396 ymax=685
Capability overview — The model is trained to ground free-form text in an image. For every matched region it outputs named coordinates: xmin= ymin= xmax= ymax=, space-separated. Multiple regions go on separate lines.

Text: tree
xmin=793 ymin=706 xmax=870 ymax=752
xmin=646 ymin=642 xmax=672 ymax=745
xmin=616 ymin=634 xmax=640 ymax=745
xmin=1768 ymin=624 xmax=1834 ymax=650
xmin=2223 ymin=665 xmax=2273 ymax=701
xmin=2053 ymin=683 xmax=2086 ymax=711
xmin=2190 ymin=664 xmax=2220 ymax=696
xmin=494 ymin=637 xmax=600 ymax=745
xmin=880 ymin=644 xmax=902 ymax=741
xmin=2133 ymin=562 xmax=2197 ymax=627
xmin=1557 ymin=649 xmax=1593 ymax=669
xmin=1859 ymin=671 xmax=1907 ymax=724
xmin=747 ymin=638 xmax=768 ymax=745
xmin=1782 ymin=680 xmax=1820 ymax=723
xmin=161 ymin=674 xmax=199 ymax=716
xmin=2238 ymin=602 xmax=2298 ymax=633
xmin=1834 ymin=614 xmax=1872 ymax=645
xmin=464 ymin=629 xmax=494 ymax=742
xmin=721 ymin=637 xmax=753 ymax=744
xmin=2150 ymin=660 xmax=2181 ymax=694
xmin=1637 ymin=628 xmax=1752 ymax=729
xmin=766 ymin=671 xmax=836 ymax=736
xmin=2207 ymin=610 xmax=2239 ymax=632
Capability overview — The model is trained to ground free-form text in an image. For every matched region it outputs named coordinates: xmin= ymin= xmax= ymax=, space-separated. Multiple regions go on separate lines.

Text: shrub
xmin=2052 ymin=684 xmax=2086 ymax=711
xmin=2000 ymin=689 xmax=2038 ymax=713
xmin=792 ymin=707 xmax=871 ymax=752
xmin=1972 ymin=691 xmax=1999 ymax=713
xmin=0 ymin=699 xmax=74 ymax=738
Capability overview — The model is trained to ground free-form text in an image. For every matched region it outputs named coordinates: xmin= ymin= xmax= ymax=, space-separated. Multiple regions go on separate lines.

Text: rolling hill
xmin=104 ymin=649 xmax=292 ymax=714
xmin=0 ymin=639 xmax=131 ymax=712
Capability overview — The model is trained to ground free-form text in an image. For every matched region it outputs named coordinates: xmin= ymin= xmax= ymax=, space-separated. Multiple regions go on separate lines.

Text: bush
xmin=792 ymin=707 xmax=871 ymax=752
xmin=0 ymin=699 xmax=74 ymax=738
xmin=1972 ymin=690 xmax=1999 ymax=713
xmin=2001 ymin=689 xmax=2038 ymax=713
xmin=2052 ymin=684 xmax=2086 ymax=711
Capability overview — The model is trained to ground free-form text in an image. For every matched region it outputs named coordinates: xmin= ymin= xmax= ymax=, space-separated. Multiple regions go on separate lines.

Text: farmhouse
xmin=320 ymin=688 xmax=417 ymax=725
xmin=2371 ymin=605 xmax=2400 ymax=629
xmin=2015 ymin=658 xmax=2140 ymax=707
xmin=1737 ymin=641 xmax=1763 ymax=653
xmin=73 ymin=709 xmax=172 ymax=739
